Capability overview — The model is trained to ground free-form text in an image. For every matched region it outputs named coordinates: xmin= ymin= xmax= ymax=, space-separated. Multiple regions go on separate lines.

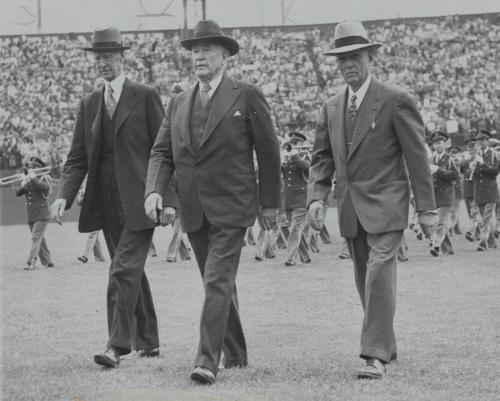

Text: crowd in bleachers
xmin=1 ymin=14 xmax=499 ymax=174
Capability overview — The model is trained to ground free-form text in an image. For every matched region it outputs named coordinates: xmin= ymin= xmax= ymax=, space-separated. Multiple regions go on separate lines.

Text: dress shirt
xmin=199 ymin=72 xmax=224 ymax=100
xmin=347 ymin=75 xmax=372 ymax=110
xmin=105 ymin=73 xmax=126 ymax=104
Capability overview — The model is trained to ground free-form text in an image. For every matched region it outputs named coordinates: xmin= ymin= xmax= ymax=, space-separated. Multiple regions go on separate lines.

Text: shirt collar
xmin=199 ymin=72 xmax=224 ymax=99
xmin=347 ymin=75 xmax=371 ymax=109
xmin=105 ymin=73 xmax=126 ymax=101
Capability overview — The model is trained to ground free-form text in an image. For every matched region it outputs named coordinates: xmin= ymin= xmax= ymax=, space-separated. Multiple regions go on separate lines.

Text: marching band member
xmin=461 ymin=136 xmax=482 ymax=242
xmin=15 ymin=157 xmax=54 ymax=270
xmin=472 ymin=130 xmax=500 ymax=251
xmin=429 ymin=132 xmax=460 ymax=256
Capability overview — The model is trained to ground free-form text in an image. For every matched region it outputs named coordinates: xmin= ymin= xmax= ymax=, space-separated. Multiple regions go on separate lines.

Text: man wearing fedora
xmin=51 ymin=27 xmax=176 ymax=368
xmin=145 ymin=19 xmax=281 ymax=384
xmin=471 ymin=130 xmax=499 ymax=251
xmin=428 ymin=131 xmax=460 ymax=257
xmin=307 ymin=21 xmax=436 ymax=379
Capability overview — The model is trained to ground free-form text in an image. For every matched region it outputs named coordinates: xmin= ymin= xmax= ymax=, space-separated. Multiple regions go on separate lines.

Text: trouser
xmin=166 ymin=216 xmax=191 ymax=261
xmin=99 ymin=180 xmax=158 ymax=352
xmin=245 ymin=226 xmax=256 ymax=246
xmin=449 ymin=197 xmax=461 ymax=235
xmin=82 ymin=231 xmax=105 ymax=261
xmin=478 ymin=202 xmax=498 ymax=249
xmin=27 ymin=220 xmax=52 ymax=265
xmin=464 ymin=197 xmax=481 ymax=239
xmin=286 ymin=208 xmax=308 ymax=261
xmin=398 ymin=235 xmax=408 ymax=261
xmin=187 ymin=216 xmax=247 ymax=374
xmin=346 ymin=221 xmax=401 ymax=363
xmin=431 ymin=206 xmax=454 ymax=253
xmin=149 ymin=241 xmax=157 ymax=257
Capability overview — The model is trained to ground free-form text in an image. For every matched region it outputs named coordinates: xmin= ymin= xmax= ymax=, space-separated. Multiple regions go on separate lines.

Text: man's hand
xmin=308 ymin=200 xmax=325 ymax=231
xmin=158 ymin=207 xmax=176 ymax=226
xmin=51 ymin=198 xmax=67 ymax=225
xmin=144 ymin=192 xmax=163 ymax=224
xmin=418 ymin=210 xmax=438 ymax=239
xmin=260 ymin=207 xmax=278 ymax=231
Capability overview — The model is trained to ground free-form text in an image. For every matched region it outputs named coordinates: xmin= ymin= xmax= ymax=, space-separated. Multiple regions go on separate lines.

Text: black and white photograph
xmin=0 ymin=0 xmax=499 ymax=400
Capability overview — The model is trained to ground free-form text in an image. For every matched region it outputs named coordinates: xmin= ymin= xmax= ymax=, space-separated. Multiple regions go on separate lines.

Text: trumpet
xmin=0 ymin=166 xmax=51 ymax=186
xmin=283 ymin=143 xmax=313 ymax=153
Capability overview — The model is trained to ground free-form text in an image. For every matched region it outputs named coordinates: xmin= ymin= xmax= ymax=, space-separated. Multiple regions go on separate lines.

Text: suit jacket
xmin=58 ymin=78 xmax=174 ymax=232
xmin=473 ymin=148 xmax=500 ymax=205
xmin=282 ymin=156 xmax=310 ymax=210
xmin=16 ymin=176 xmax=51 ymax=223
xmin=431 ymin=151 xmax=459 ymax=208
xmin=308 ymin=78 xmax=435 ymax=238
xmin=146 ymin=75 xmax=281 ymax=232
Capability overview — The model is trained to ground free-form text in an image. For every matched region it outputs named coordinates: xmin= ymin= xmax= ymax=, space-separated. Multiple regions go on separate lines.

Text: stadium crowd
xmin=1 ymin=14 xmax=499 ymax=174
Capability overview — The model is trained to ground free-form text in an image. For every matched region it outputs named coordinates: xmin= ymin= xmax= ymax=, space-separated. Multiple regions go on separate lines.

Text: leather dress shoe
xmin=430 ymin=246 xmax=440 ymax=257
xmin=284 ymin=259 xmax=296 ymax=266
xmin=120 ymin=347 xmax=160 ymax=360
xmin=24 ymin=262 xmax=36 ymax=271
xmin=44 ymin=263 xmax=54 ymax=268
xmin=94 ymin=347 xmax=120 ymax=368
xmin=165 ymin=257 xmax=176 ymax=263
xmin=477 ymin=241 xmax=487 ymax=251
xmin=357 ymin=358 xmax=387 ymax=379
xmin=190 ymin=366 xmax=215 ymax=384
xmin=465 ymin=232 xmax=474 ymax=242
xmin=77 ymin=256 xmax=88 ymax=263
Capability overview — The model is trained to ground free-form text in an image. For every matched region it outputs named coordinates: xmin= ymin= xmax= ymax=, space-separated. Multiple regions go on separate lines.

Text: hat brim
xmin=181 ymin=35 xmax=239 ymax=56
xmin=322 ymin=42 xmax=381 ymax=56
xmin=82 ymin=46 xmax=130 ymax=52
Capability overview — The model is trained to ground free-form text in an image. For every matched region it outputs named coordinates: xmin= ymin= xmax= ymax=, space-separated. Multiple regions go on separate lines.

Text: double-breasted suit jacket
xmin=308 ymin=78 xmax=435 ymax=239
xmin=431 ymin=151 xmax=460 ymax=208
xmin=58 ymin=78 xmax=171 ymax=232
xmin=146 ymin=75 xmax=281 ymax=231
xmin=473 ymin=148 xmax=500 ymax=205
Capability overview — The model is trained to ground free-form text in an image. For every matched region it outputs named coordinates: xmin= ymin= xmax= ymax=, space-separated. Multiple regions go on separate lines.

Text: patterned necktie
xmin=345 ymin=94 xmax=358 ymax=148
xmin=200 ymin=83 xmax=211 ymax=108
xmin=348 ymin=94 xmax=357 ymax=122
xmin=106 ymin=85 xmax=117 ymax=119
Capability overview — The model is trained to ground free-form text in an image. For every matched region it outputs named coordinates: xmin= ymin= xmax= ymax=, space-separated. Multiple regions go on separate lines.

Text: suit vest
xmin=98 ymin=103 xmax=116 ymax=185
xmin=189 ymin=86 xmax=216 ymax=151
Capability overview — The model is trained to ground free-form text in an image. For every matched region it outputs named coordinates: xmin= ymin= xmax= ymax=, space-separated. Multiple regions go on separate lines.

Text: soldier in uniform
xmin=471 ymin=130 xmax=500 ymax=251
xmin=281 ymin=132 xmax=311 ymax=266
xmin=448 ymin=145 xmax=464 ymax=236
xmin=429 ymin=132 xmax=460 ymax=256
xmin=461 ymin=137 xmax=481 ymax=242
xmin=16 ymin=157 xmax=54 ymax=270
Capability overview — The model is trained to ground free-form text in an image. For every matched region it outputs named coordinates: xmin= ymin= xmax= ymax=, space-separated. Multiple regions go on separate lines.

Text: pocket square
xmin=233 ymin=110 xmax=242 ymax=117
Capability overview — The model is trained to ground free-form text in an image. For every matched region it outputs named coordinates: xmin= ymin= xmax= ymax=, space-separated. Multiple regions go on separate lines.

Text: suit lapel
xmin=332 ymin=88 xmax=348 ymax=163
xmin=347 ymin=79 xmax=384 ymax=162
xmin=113 ymin=78 xmax=138 ymax=136
xmin=178 ymin=84 xmax=198 ymax=155
xmin=200 ymin=76 xmax=242 ymax=149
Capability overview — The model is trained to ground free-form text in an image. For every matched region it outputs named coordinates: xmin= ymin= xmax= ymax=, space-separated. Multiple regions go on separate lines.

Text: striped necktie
xmin=106 ymin=85 xmax=117 ymax=119
xmin=200 ymin=84 xmax=211 ymax=108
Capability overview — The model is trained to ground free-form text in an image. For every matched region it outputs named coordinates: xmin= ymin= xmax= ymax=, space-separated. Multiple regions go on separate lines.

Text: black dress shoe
xmin=190 ymin=366 xmax=215 ymax=384
xmin=121 ymin=347 xmax=160 ymax=360
xmin=357 ymin=358 xmax=387 ymax=379
xmin=284 ymin=259 xmax=296 ymax=266
xmin=465 ymin=232 xmax=474 ymax=242
xmin=94 ymin=347 xmax=120 ymax=368
xmin=430 ymin=246 xmax=439 ymax=257
xmin=77 ymin=256 xmax=88 ymax=263
xmin=477 ymin=241 xmax=487 ymax=251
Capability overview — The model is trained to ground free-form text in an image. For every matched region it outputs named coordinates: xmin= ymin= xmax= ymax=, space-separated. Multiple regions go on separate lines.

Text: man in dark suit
xmin=472 ymin=130 xmax=500 ymax=251
xmin=144 ymin=19 xmax=281 ymax=384
xmin=51 ymin=27 xmax=176 ymax=368
xmin=307 ymin=21 xmax=436 ymax=379
xmin=428 ymin=132 xmax=460 ymax=256
xmin=16 ymin=157 xmax=54 ymax=270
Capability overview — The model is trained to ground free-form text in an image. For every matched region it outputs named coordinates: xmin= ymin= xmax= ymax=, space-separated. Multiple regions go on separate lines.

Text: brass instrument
xmin=0 ymin=166 xmax=51 ymax=186
xmin=283 ymin=143 xmax=313 ymax=153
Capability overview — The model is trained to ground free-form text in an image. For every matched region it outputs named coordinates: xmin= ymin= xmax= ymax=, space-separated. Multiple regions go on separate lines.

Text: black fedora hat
xmin=181 ymin=20 xmax=239 ymax=56
xmin=83 ymin=27 xmax=130 ymax=52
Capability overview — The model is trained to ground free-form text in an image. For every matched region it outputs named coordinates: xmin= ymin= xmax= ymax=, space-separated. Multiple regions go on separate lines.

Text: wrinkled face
xmin=93 ymin=51 xmax=124 ymax=82
xmin=336 ymin=49 xmax=371 ymax=91
xmin=191 ymin=42 xmax=228 ymax=83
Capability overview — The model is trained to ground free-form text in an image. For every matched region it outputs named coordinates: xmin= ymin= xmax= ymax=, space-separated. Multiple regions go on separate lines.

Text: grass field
xmin=1 ymin=213 xmax=499 ymax=401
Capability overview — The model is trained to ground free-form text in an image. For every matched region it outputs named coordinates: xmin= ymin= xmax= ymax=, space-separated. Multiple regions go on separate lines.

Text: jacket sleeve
xmin=477 ymin=151 xmax=500 ymax=177
xmin=57 ymin=99 xmax=89 ymax=209
xmin=15 ymin=185 xmax=25 ymax=197
xmin=393 ymin=91 xmax=436 ymax=212
xmin=146 ymin=86 xmax=165 ymax=146
xmin=307 ymin=102 xmax=335 ymax=206
xmin=435 ymin=157 xmax=460 ymax=181
xmin=146 ymin=97 xmax=176 ymax=198
xmin=247 ymin=85 xmax=281 ymax=209
xmin=30 ymin=176 xmax=51 ymax=197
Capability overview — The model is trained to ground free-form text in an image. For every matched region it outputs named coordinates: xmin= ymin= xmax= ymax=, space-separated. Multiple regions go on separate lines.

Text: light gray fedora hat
xmin=323 ymin=20 xmax=382 ymax=55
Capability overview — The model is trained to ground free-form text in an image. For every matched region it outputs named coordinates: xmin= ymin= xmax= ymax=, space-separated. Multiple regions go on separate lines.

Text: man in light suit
xmin=51 ymin=28 xmax=176 ymax=368
xmin=307 ymin=21 xmax=437 ymax=379
xmin=145 ymin=20 xmax=281 ymax=384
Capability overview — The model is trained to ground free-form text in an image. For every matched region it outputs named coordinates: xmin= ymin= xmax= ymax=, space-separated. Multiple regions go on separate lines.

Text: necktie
xmin=106 ymin=85 xmax=117 ymax=119
xmin=200 ymin=84 xmax=211 ymax=108
xmin=345 ymin=94 xmax=358 ymax=148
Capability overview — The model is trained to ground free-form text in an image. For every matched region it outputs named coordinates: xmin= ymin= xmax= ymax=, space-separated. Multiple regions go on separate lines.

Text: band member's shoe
xmin=77 ymin=256 xmax=88 ymax=263
xmin=284 ymin=259 xmax=296 ymax=266
xmin=465 ymin=232 xmax=474 ymax=242
xmin=24 ymin=262 xmax=36 ymax=271
xmin=494 ymin=230 xmax=499 ymax=239
xmin=338 ymin=252 xmax=350 ymax=260
xmin=477 ymin=241 xmax=487 ymax=252
xmin=190 ymin=366 xmax=215 ymax=384
xmin=254 ymin=255 xmax=264 ymax=261
xmin=121 ymin=347 xmax=160 ymax=360
xmin=416 ymin=233 xmax=423 ymax=241
xmin=430 ymin=246 xmax=440 ymax=257
xmin=44 ymin=263 xmax=54 ymax=268
xmin=357 ymin=358 xmax=387 ymax=379
xmin=165 ymin=257 xmax=176 ymax=263
xmin=94 ymin=347 xmax=121 ymax=368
